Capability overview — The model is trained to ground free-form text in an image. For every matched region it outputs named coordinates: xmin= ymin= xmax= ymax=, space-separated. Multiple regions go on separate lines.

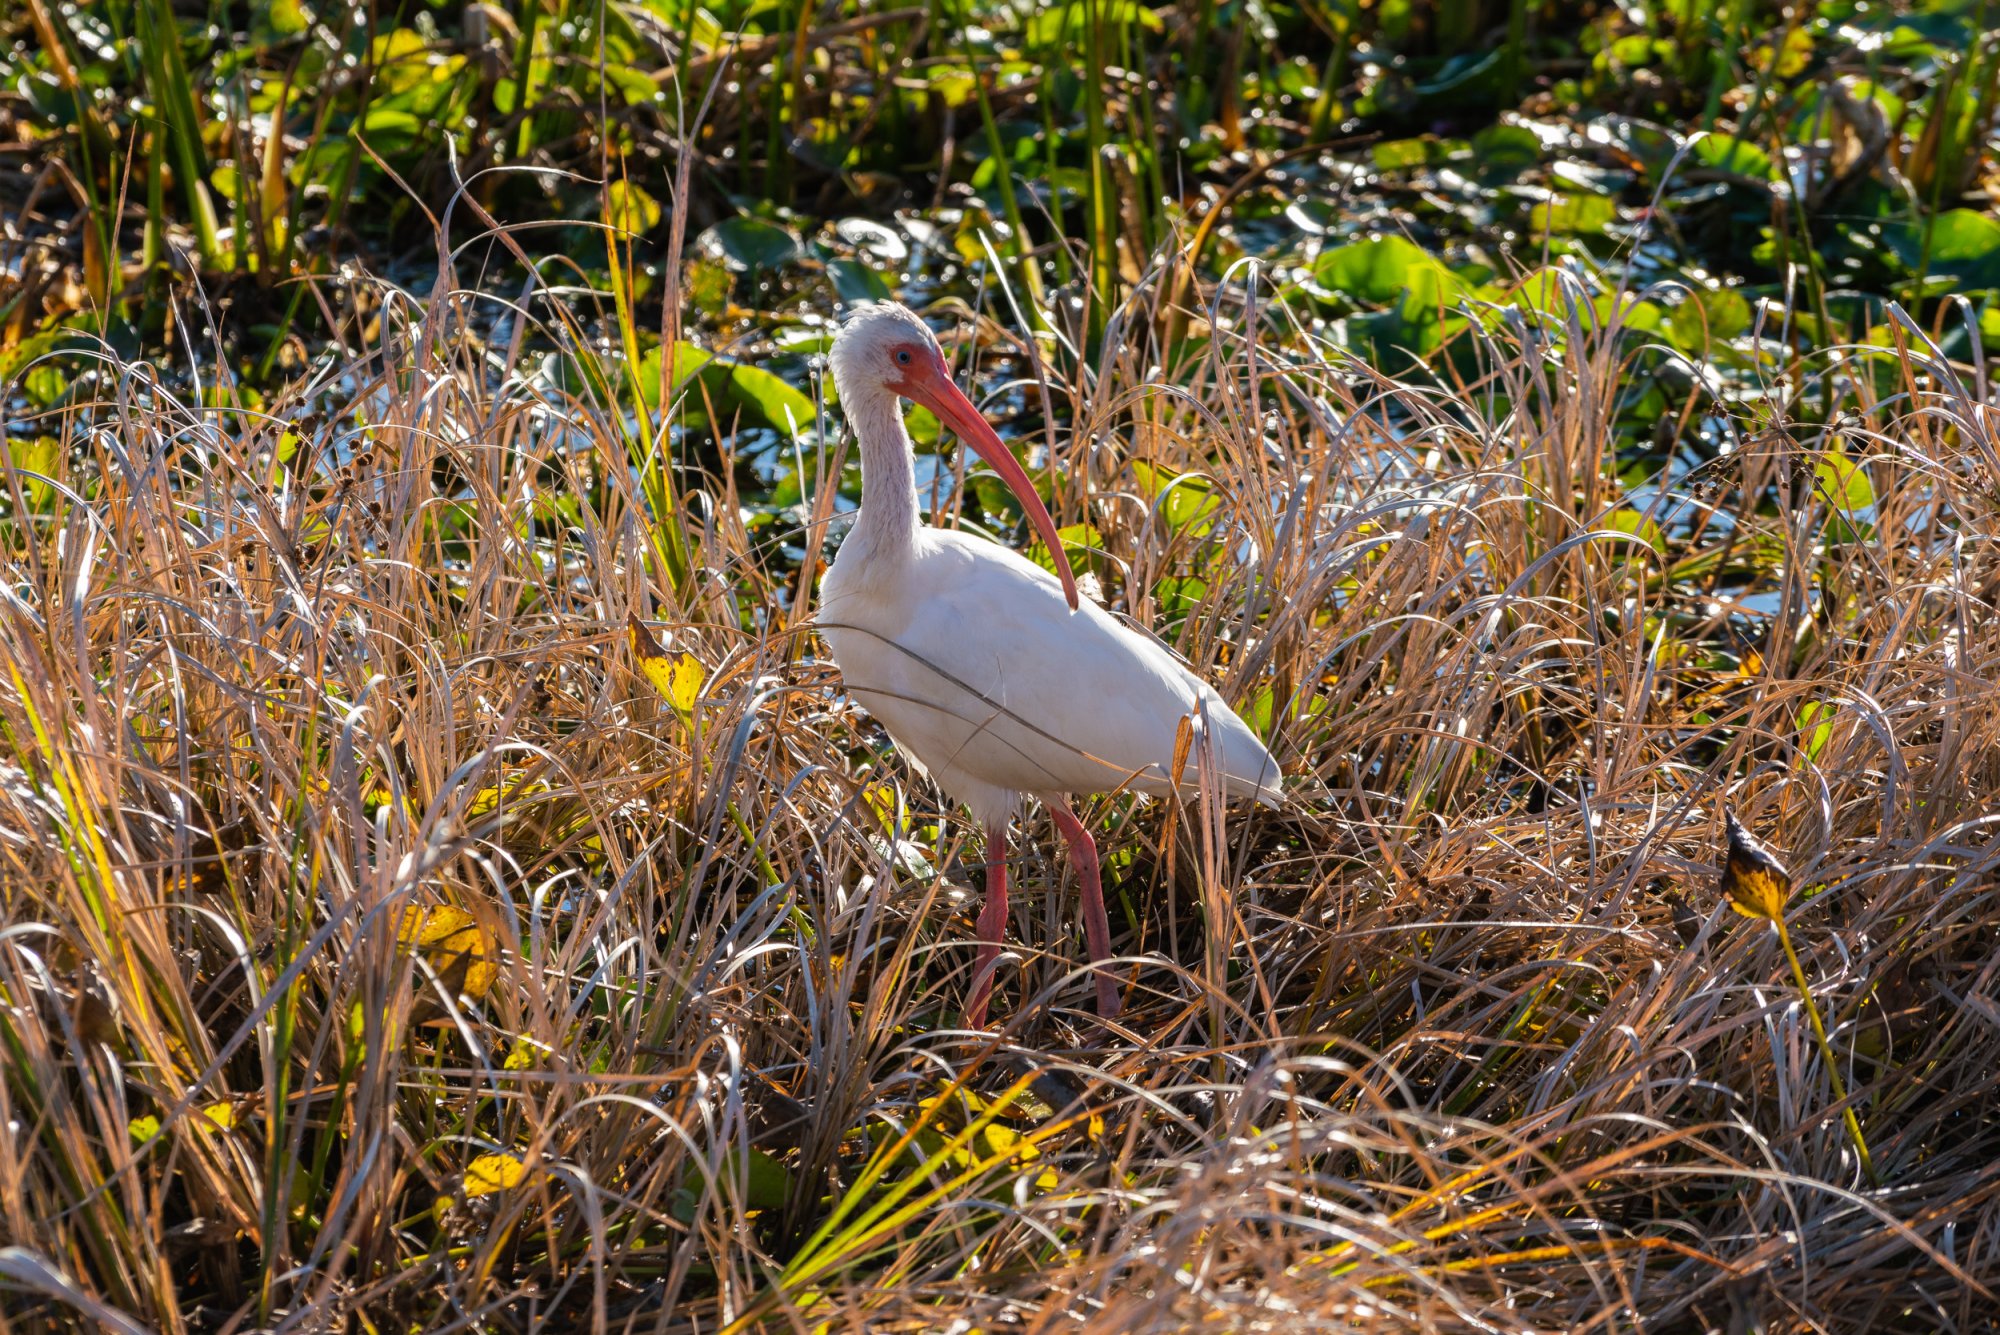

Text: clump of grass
xmin=4 ymin=221 xmax=2000 ymax=1334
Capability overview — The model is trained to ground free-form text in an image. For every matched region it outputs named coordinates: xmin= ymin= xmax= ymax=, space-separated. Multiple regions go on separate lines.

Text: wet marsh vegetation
xmin=5 ymin=0 xmax=2000 ymax=1330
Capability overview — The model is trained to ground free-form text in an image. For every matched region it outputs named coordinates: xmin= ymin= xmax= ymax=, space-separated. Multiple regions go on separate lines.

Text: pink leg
xmin=1048 ymin=802 xmax=1121 ymax=1018
xmin=967 ymin=821 xmax=1009 ymax=1029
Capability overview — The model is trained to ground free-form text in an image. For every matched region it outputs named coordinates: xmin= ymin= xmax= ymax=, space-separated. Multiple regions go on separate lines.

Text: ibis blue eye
xmin=896 ymin=350 xmax=911 ymax=364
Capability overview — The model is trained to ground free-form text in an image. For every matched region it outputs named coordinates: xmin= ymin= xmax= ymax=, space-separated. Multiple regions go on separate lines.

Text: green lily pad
xmin=1889 ymin=210 xmax=2000 ymax=287
xmin=1669 ymin=288 xmax=1753 ymax=348
xmin=643 ymin=341 xmax=817 ymax=437
xmin=708 ymin=218 xmax=801 ymax=274
xmin=827 ymin=258 xmax=892 ymax=304
xmin=1314 ymin=236 xmax=1462 ymax=309
xmin=1530 ymin=192 xmax=1618 ymax=236
xmin=1471 ymin=123 xmax=1543 ymax=178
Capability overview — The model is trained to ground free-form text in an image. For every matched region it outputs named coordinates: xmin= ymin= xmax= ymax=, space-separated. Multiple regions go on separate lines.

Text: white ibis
xmin=819 ymin=302 xmax=1282 ymax=1026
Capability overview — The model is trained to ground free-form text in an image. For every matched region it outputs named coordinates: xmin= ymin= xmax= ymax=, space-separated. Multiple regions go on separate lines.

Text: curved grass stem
xmin=1774 ymin=918 xmax=1879 ymax=1187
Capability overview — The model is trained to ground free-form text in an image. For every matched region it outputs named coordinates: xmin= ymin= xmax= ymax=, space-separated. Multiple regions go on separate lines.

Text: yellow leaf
xmin=395 ymin=904 xmax=498 ymax=1003
xmin=1719 ymin=810 xmax=1790 ymax=923
xmin=629 ymin=615 xmax=704 ymax=714
xmin=464 ymin=774 xmax=549 ymax=821
xmin=201 ymin=1102 xmax=238 ymax=1132
xmin=605 ymin=179 xmax=663 ymax=235
xmin=860 ymin=782 xmax=900 ymax=836
xmin=464 ymin=1153 xmax=528 ymax=1197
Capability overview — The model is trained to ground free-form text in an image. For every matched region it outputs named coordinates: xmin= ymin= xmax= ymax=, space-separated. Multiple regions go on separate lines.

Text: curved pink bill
xmin=906 ymin=364 xmax=1081 ymax=611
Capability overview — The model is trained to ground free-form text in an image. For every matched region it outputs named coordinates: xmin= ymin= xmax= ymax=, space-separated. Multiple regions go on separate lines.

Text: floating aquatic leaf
xmin=1371 ymin=138 xmax=1439 ymax=172
xmin=708 ymin=217 xmax=801 ymax=274
xmin=643 ymin=341 xmax=816 ymax=435
xmin=1670 ymin=288 xmax=1753 ymax=348
xmin=684 ymin=258 xmax=731 ymax=314
xmin=1889 ymin=209 xmax=2000 ymax=287
xmin=1314 ymin=236 xmax=1459 ymax=308
xmin=436 ymin=1152 xmax=533 ymax=1222
xmin=671 ymin=1148 xmax=794 ymax=1223
xmin=828 ymin=258 xmax=892 ymax=305
xmin=1692 ymin=134 xmax=1775 ymax=179
xmin=723 ymin=1148 xmax=792 ymax=1211
xmin=1530 ymin=192 xmax=1618 ymax=236
xmin=1470 ymin=123 xmax=1543 ymax=178
xmin=833 ymin=217 xmax=908 ymax=264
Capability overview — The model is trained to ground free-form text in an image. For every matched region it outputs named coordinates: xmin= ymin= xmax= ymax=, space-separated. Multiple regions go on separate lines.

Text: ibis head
xmin=831 ymin=303 xmax=1079 ymax=609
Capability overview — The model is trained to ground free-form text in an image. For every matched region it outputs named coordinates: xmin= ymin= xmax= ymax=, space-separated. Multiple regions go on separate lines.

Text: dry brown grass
xmin=4 ymin=251 xmax=1999 ymax=1333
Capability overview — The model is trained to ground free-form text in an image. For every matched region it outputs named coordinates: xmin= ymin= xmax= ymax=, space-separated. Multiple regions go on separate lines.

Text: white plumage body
xmin=812 ymin=300 xmax=1280 ymax=1022
xmin=820 ymin=526 xmax=1283 ymax=828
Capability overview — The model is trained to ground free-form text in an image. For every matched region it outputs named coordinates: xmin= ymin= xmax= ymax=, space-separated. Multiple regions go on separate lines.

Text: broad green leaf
xmin=7 ymin=436 xmax=62 ymax=510
xmin=721 ymin=1148 xmax=792 ymax=1212
xmin=1371 ymin=138 xmax=1438 ymax=171
xmin=1753 ymin=27 xmax=1813 ymax=78
xmin=1814 ymin=446 xmax=1874 ymax=515
xmin=268 ymin=0 xmax=312 ymax=36
xmin=602 ymin=62 xmax=658 ymax=106
xmin=1693 ymin=135 xmax=1775 ymax=179
xmin=1025 ymin=0 xmax=1162 ymax=47
xmin=827 ymin=258 xmax=892 ymax=304
xmin=23 ymin=365 xmax=65 ymax=408
xmin=708 ymin=217 xmax=801 ymax=273
xmin=1530 ymin=192 xmax=1618 ymax=236
xmin=1152 ymin=575 xmax=1208 ymax=618
xmin=1470 ymin=123 xmax=1542 ymax=178
xmin=358 ymin=107 xmax=424 ymax=153
xmin=1892 ymin=210 xmax=2000 ymax=286
xmin=684 ymin=258 xmax=732 ymax=314
xmin=1132 ymin=462 xmax=1221 ymax=536
xmin=1604 ymin=508 xmax=1665 ymax=555
xmin=1027 ymin=521 xmax=1102 ymax=576
xmin=1314 ymin=236 xmax=1455 ymax=308
xmin=644 ymin=341 xmax=816 ymax=435
xmin=1670 ymin=288 xmax=1753 ymax=348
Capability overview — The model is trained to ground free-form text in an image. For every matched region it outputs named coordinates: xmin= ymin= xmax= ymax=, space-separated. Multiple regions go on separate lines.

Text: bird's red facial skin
xmin=893 ymin=344 xmax=1082 ymax=612
xmin=881 ymin=341 xmax=933 ymax=396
